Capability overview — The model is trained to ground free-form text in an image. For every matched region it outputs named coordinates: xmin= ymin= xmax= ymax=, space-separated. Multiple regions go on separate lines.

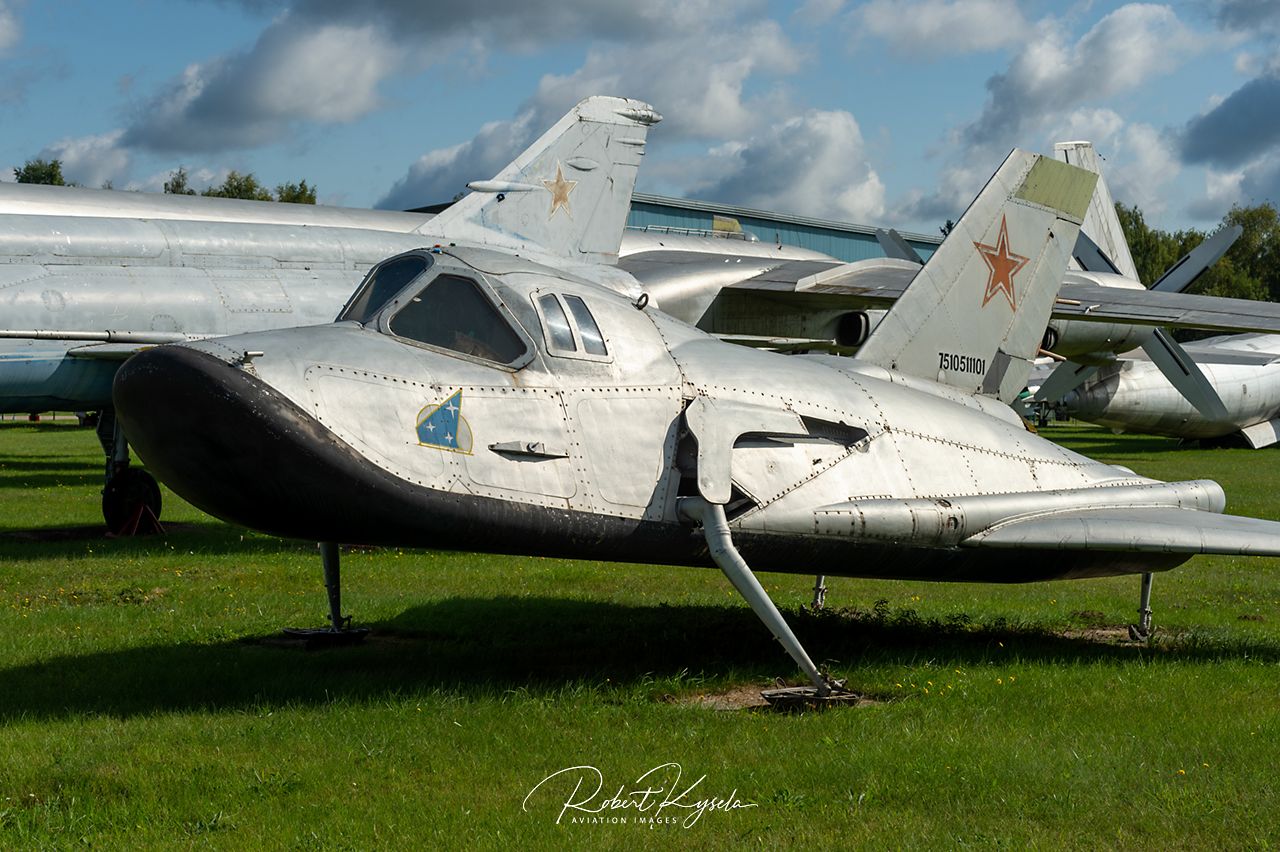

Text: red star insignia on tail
xmin=974 ymin=214 xmax=1029 ymax=310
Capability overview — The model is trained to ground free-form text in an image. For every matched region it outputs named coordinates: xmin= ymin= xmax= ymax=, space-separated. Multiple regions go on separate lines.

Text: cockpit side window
xmin=339 ymin=255 xmax=431 ymax=324
xmin=537 ymin=294 xmax=577 ymax=352
xmin=563 ymin=295 xmax=608 ymax=356
xmin=389 ymin=274 xmax=528 ymax=365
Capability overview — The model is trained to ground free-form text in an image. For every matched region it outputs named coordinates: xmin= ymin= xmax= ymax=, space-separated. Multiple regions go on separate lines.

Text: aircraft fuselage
xmin=114 ymin=247 xmax=1193 ymax=584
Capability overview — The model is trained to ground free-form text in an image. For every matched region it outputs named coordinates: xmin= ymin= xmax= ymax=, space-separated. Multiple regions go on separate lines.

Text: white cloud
xmin=1045 ymin=107 xmax=1126 ymax=150
xmin=378 ymin=114 xmax=535 ymax=209
xmin=891 ymin=5 xmax=1208 ymax=228
xmin=529 ymin=21 xmax=801 ymax=142
xmin=793 ymin=0 xmax=846 ymax=26
xmin=1107 ymin=123 xmax=1181 ymax=216
xmin=123 ymin=20 xmax=405 ymax=153
xmin=0 ymin=2 xmax=18 ymax=54
xmin=378 ymin=16 xmax=806 ymax=207
xmin=692 ymin=109 xmax=886 ymax=222
xmin=40 ymin=131 xmax=131 ymax=188
xmin=891 ymin=159 xmax=985 ymax=227
xmin=965 ymin=5 xmax=1202 ymax=148
xmin=856 ymin=0 xmax=1030 ymax=56
xmin=119 ymin=0 xmax=787 ymax=163
xmin=1196 ymin=151 xmax=1280 ymax=212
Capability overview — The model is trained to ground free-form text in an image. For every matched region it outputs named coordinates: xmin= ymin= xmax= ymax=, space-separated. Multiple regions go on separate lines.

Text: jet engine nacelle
xmin=834 ymin=310 xmax=874 ymax=348
xmin=1049 ymin=270 xmax=1154 ymax=360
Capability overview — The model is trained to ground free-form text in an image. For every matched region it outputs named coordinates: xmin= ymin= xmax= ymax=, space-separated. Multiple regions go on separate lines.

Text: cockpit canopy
xmin=339 ymin=254 xmax=431 ymax=325
xmin=389 ymin=274 xmax=528 ymax=364
xmin=338 ymin=250 xmax=531 ymax=368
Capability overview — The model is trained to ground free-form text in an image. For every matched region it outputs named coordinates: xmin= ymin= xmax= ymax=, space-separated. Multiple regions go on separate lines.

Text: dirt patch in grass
xmin=677 ymin=684 xmax=772 ymax=711
xmin=1062 ymin=626 xmax=1140 ymax=643
xmin=671 ymin=684 xmax=883 ymax=712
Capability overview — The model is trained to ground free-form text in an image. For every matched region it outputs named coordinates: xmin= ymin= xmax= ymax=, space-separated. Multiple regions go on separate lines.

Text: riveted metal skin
xmin=115 ymin=240 xmax=1269 ymax=584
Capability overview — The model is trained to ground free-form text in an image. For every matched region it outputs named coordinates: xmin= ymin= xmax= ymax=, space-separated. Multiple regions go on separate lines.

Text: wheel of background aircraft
xmin=102 ymin=468 xmax=162 ymax=535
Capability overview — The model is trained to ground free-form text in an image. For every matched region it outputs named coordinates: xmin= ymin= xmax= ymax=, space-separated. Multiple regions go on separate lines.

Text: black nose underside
xmin=113 ymin=345 xmax=402 ymax=541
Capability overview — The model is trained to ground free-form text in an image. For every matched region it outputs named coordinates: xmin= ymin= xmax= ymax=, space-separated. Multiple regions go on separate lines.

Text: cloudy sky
xmin=0 ymin=0 xmax=1276 ymax=232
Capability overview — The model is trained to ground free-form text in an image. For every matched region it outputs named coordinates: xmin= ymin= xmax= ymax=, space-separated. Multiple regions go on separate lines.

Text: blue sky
xmin=1 ymin=0 xmax=1277 ymax=233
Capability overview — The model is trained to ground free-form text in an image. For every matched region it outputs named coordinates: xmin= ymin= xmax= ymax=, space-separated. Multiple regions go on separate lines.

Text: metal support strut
xmin=1129 ymin=572 xmax=1154 ymax=641
xmin=681 ymin=498 xmax=842 ymax=696
xmin=811 ymin=575 xmax=827 ymax=610
xmin=281 ymin=543 xmax=369 ymax=647
xmin=321 ymin=541 xmax=347 ymax=631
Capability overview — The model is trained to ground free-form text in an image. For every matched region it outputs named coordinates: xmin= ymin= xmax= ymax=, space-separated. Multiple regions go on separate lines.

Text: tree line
xmin=11 ymin=158 xmax=316 ymax=204
xmin=1117 ymin=202 xmax=1279 ymax=303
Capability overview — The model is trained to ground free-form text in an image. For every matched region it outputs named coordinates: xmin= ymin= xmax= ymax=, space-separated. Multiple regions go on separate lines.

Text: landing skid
xmin=762 ymin=684 xmax=864 ymax=711
xmin=280 ymin=626 xmax=370 ymax=649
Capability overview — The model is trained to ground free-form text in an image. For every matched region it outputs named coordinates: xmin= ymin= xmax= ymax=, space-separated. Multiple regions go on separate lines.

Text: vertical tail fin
xmin=421 ymin=96 xmax=661 ymax=265
xmin=854 ymin=150 xmax=1097 ymax=403
xmin=1053 ymin=141 xmax=1139 ymax=281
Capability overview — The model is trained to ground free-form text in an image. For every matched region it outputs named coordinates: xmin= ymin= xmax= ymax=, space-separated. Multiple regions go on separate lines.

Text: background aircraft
xmin=111 ymin=143 xmax=1280 ymax=699
xmin=0 ymin=100 xmax=835 ymax=531
xmin=1027 ymin=146 xmax=1280 ymax=447
xmin=1057 ymin=334 xmax=1280 ymax=447
xmin=7 ymin=126 xmax=1280 ymax=530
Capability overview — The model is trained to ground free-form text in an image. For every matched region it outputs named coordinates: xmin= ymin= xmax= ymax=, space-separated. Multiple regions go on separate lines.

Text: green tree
xmin=201 ymin=170 xmax=273 ymax=201
xmin=275 ymin=179 xmax=316 ymax=205
xmin=1117 ymin=200 xmax=1276 ymax=303
xmin=13 ymin=158 xmax=66 ymax=185
xmin=1221 ymin=203 xmax=1280 ymax=302
xmin=1114 ymin=203 xmax=1178 ymax=286
xmin=164 ymin=166 xmax=197 ymax=196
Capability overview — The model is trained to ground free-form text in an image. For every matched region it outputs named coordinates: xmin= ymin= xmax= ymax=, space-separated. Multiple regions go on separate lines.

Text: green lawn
xmin=1 ymin=421 xmax=1278 ymax=849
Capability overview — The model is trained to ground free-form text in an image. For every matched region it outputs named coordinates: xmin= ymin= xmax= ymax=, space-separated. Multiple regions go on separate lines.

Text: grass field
xmin=1 ymin=421 xmax=1278 ymax=849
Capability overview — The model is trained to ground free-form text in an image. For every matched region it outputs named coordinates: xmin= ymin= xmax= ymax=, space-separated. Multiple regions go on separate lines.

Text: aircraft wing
xmin=1051 ymin=283 xmax=1280 ymax=334
xmin=965 ymin=507 xmax=1280 ymax=556
xmin=695 ymin=259 xmax=1280 ymax=336
xmin=738 ymin=256 xmax=915 ymax=305
xmin=1118 ymin=343 xmax=1280 ymax=367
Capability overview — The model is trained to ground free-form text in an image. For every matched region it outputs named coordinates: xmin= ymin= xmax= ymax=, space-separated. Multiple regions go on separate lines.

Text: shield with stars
xmin=415 ymin=390 xmax=473 ymax=454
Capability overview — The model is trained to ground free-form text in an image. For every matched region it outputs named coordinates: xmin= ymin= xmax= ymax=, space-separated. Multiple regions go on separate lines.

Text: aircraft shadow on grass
xmin=1 ymin=596 xmax=1277 ymax=721
xmin=0 ymin=523 xmax=310 ymax=560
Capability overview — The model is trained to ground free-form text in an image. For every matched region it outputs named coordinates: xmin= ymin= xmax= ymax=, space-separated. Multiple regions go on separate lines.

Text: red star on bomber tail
xmin=976 ymin=214 xmax=1029 ymax=310
xmin=854 ymin=149 xmax=1096 ymax=402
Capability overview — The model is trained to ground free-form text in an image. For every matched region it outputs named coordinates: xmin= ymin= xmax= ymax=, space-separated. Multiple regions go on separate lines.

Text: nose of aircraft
xmin=113 ymin=344 xmax=404 ymax=542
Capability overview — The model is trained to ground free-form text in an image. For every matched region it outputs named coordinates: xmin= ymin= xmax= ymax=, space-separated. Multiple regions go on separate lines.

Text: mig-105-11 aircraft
xmin=111 ymin=124 xmax=1280 ymax=698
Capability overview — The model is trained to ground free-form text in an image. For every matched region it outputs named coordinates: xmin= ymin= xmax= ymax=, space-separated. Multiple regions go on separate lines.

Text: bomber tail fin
xmin=1053 ymin=141 xmax=1139 ymax=281
xmin=421 ymin=96 xmax=661 ymax=265
xmin=854 ymin=150 xmax=1096 ymax=403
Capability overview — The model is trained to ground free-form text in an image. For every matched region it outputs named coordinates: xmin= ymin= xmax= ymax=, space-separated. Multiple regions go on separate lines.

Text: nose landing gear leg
xmin=283 ymin=542 xmax=371 ymax=648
